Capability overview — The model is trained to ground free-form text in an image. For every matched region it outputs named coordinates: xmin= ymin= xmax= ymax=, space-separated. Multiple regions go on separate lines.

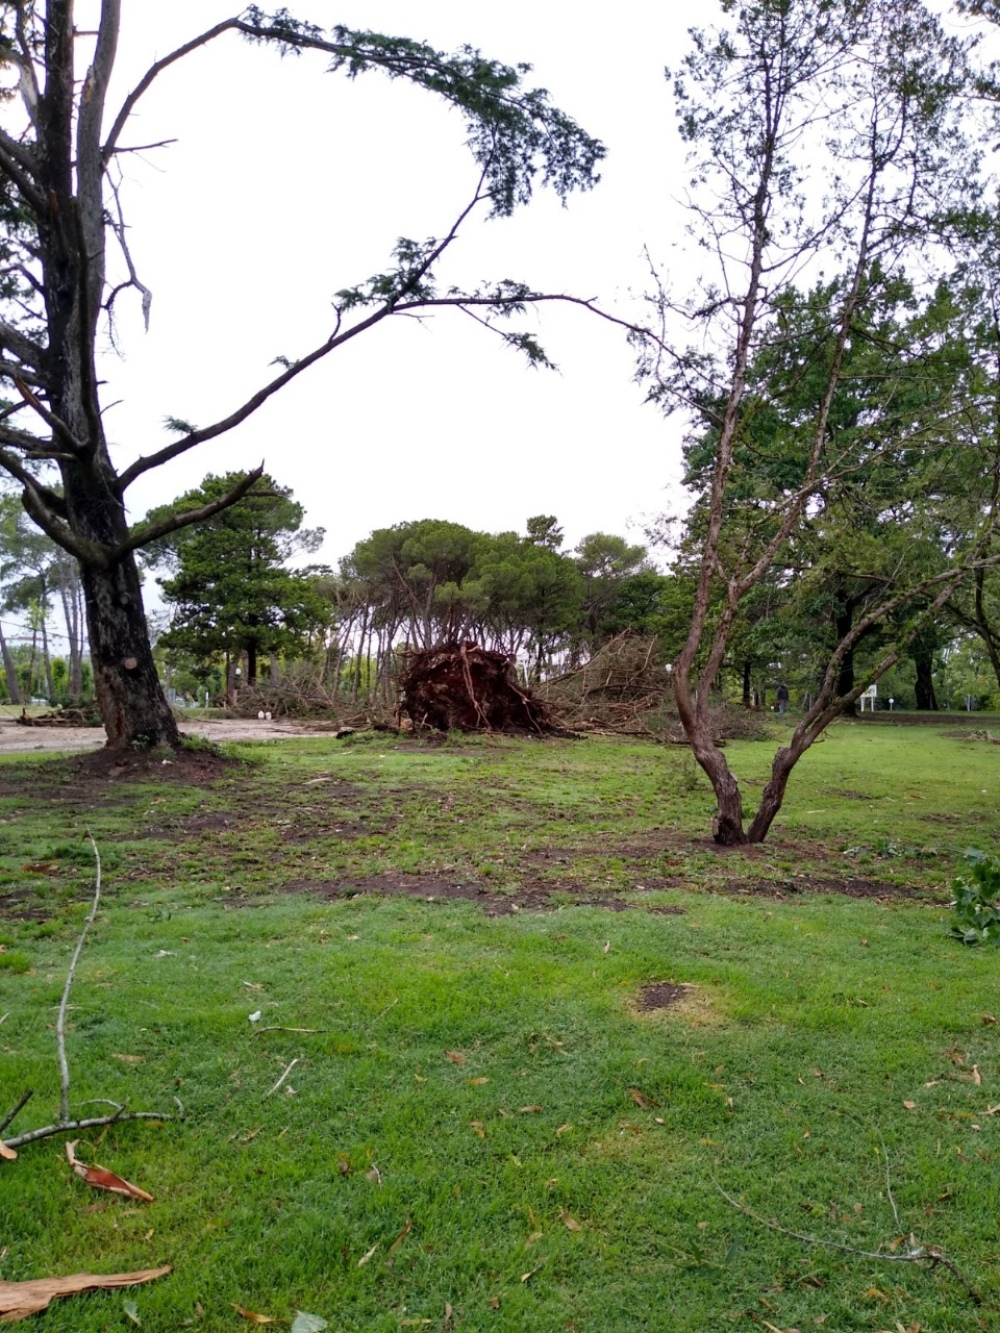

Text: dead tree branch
xmin=0 ymin=835 xmax=178 ymax=1154
xmin=714 ymin=1178 xmax=983 ymax=1306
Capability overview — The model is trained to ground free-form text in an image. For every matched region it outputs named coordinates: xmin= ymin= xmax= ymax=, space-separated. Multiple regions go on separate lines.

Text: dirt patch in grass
xmin=69 ymin=746 xmax=241 ymax=784
xmin=0 ymin=887 xmax=51 ymax=922
xmin=718 ymin=873 xmax=931 ymax=900
xmin=823 ymin=788 xmax=881 ymax=801
xmin=637 ymin=981 xmax=692 ymax=1011
xmin=272 ymin=873 xmax=683 ymax=918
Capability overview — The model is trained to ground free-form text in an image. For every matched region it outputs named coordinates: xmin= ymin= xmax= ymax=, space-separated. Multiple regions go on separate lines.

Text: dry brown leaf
xmin=628 ymin=1088 xmax=660 ymax=1110
xmin=388 ymin=1219 xmax=412 ymax=1255
xmin=972 ymin=1065 xmax=982 ymax=1086
xmin=489 ymin=1296 xmax=500 ymax=1309
xmin=0 ymin=1267 xmax=170 ymax=1322
xmin=444 ymin=1051 xmax=465 ymax=1065
xmin=64 ymin=1142 xmax=153 ymax=1203
xmin=560 ymin=1210 xmax=581 ymax=1231
xmin=902 ymin=1101 xmax=917 ymax=1111
xmin=0 ymin=1142 xmax=16 ymax=1162
xmin=231 ymin=1305 xmax=276 ymax=1324
xmin=555 ymin=1124 xmax=573 ymax=1137
xmin=518 ymin=1105 xmax=543 ymax=1114
xmin=467 ymin=1077 xmax=490 ymax=1086
xmin=365 ymin=1166 xmax=382 ymax=1186
xmin=524 ymin=1231 xmax=543 ymax=1248
xmin=111 ymin=1054 xmax=146 ymax=1064
xmin=22 ymin=863 xmax=59 ymax=875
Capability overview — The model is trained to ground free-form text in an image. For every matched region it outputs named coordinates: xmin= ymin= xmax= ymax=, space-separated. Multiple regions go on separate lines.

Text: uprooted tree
xmin=0 ymin=3 xmax=603 ymax=748
xmin=639 ymin=0 xmax=992 ymax=845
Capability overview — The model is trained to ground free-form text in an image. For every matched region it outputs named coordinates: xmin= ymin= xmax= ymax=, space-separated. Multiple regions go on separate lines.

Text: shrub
xmin=950 ymin=851 xmax=1000 ymax=944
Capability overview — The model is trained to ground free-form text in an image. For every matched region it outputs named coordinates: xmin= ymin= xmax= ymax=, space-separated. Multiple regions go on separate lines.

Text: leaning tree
xmin=0 ymin=3 xmax=603 ymax=746
xmin=637 ymin=0 xmax=990 ymax=844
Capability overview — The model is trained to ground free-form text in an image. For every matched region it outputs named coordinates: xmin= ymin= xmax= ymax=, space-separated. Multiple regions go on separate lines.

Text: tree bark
xmin=913 ymin=643 xmax=938 ymax=710
xmin=80 ymin=557 xmax=179 ymax=747
xmin=835 ymin=606 xmax=857 ymax=716
xmin=0 ymin=619 xmax=21 ymax=704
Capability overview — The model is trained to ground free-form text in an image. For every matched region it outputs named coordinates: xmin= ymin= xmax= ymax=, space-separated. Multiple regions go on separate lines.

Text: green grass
xmin=1 ymin=722 xmax=999 ymax=1330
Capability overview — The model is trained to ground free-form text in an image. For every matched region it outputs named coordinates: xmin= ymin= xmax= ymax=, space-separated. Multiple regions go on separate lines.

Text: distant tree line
xmin=146 ymin=466 xmax=1000 ymax=716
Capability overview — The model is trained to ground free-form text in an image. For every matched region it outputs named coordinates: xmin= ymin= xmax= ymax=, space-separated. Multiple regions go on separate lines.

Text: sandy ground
xmin=0 ymin=716 xmax=339 ymax=754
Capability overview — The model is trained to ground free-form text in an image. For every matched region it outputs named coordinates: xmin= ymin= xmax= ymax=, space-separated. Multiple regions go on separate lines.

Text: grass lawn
xmin=1 ymin=719 xmax=999 ymax=1331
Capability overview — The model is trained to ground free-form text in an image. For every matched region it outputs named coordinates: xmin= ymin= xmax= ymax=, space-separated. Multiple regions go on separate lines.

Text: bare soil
xmin=637 ymin=982 xmax=692 ymax=1011
xmin=0 ymin=716 xmax=347 ymax=755
xmin=0 ymin=723 xmax=943 ymax=920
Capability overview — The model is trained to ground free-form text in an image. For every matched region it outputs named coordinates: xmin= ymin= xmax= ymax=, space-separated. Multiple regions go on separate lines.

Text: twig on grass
xmin=373 ymin=997 xmax=398 ymax=1024
xmin=251 ymin=1026 xmax=324 ymax=1036
xmin=57 ymin=834 xmax=102 ymax=1122
xmin=880 ymin=1132 xmax=900 ymax=1229
xmin=0 ymin=1089 xmax=33 ymax=1136
xmin=265 ymin=1057 xmax=300 ymax=1098
xmin=713 ymin=1178 xmax=983 ymax=1305
xmin=1 ymin=834 xmax=177 ymax=1154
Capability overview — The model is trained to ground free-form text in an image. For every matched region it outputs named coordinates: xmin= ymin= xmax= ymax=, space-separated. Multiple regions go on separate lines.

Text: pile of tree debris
xmin=14 ymin=704 xmax=104 ymax=728
xmin=398 ymin=641 xmax=556 ymax=734
xmin=537 ymin=633 xmax=675 ymax=735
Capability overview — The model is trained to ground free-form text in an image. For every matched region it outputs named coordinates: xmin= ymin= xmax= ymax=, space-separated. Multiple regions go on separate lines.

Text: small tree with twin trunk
xmin=0 ymin=3 xmax=603 ymax=748
xmin=644 ymin=0 xmax=983 ymax=845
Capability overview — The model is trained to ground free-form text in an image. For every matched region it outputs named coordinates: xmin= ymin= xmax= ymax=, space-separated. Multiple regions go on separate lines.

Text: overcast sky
xmin=94 ymin=2 xmax=697 ymax=571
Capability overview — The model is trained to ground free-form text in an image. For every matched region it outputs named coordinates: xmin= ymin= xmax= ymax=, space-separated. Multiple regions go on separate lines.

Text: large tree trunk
xmin=913 ymin=645 xmax=938 ymax=710
xmin=81 ymin=556 xmax=180 ymax=748
xmin=0 ymin=620 xmax=22 ymax=705
xmin=835 ymin=607 xmax=857 ymax=716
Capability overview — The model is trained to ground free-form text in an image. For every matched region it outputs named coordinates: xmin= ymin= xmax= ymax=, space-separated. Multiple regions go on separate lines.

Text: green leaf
xmin=123 ymin=1298 xmax=141 ymax=1325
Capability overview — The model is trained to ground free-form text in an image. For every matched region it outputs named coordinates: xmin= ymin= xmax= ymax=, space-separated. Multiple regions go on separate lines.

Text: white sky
xmin=95 ymin=2 xmax=696 ymax=571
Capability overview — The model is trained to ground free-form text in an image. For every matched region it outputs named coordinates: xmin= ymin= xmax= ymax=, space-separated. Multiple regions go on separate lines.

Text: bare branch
xmin=20 ymin=483 xmax=112 ymax=568
xmin=102 ymin=19 xmax=244 ymax=164
xmin=714 ymin=1178 xmax=983 ymax=1306
xmin=57 ymin=835 xmax=102 ymax=1122
xmin=14 ymin=378 xmax=85 ymax=450
xmin=105 ymin=170 xmax=152 ymax=331
xmin=0 ymin=319 xmax=45 ymax=370
xmin=117 ymin=464 xmax=265 ymax=558
xmin=1 ymin=834 xmax=177 ymax=1154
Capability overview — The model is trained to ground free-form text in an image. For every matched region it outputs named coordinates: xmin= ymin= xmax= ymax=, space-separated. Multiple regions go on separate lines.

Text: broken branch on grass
xmin=57 ymin=834 xmax=102 ymax=1122
xmin=713 ymin=1178 xmax=983 ymax=1305
xmin=0 ymin=834 xmax=177 ymax=1155
xmin=0 ymin=1089 xmax=33 ymax=1138
xmin=265 ymin=1057 xmax=300 ymax=1098
xmin=251 ymin=1026 xmax=324 ymax=1036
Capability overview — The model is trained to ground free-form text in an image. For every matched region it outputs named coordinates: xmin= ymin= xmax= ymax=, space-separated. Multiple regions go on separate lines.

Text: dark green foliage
xmin=145 ymin=473 xmax=330 ymax=683
xmin=950 ymin=851 xmax=1000 ymax=944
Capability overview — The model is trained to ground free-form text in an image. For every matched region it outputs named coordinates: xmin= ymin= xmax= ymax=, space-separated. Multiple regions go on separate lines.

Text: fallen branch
xmin=57 ymin=835 xmax=103 ymax=1122
xmin=251 ymin=1026 xmax=324 ymax=1036
xmin=265 ymin=1057 xmax=300 ymax=1098
xmin=0 ymin=834 xmax=178 ymax=1154
xmin=714 ymin=1178 xmax=983 ymax=1305
xmin=0 ymin=1089 xmax=33 ymax=1137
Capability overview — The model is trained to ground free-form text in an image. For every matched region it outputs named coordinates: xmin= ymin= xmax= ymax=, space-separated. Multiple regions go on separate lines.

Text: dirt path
xmin=0 ymin=715 xmax=340 ymax=754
